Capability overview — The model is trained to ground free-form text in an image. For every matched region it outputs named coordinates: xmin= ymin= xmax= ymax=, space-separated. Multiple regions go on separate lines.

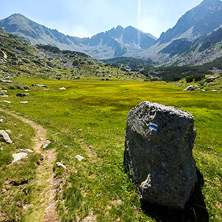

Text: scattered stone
xmin=19 ymin=149 xmax=33 ymax=153
xmin=76 ymin=155 xmax=85 ymax=161
xmin=12 ymin=153 xmax=28 ymax=163
xmin=1 ymin=100 xmax=11 ymax=103
xmin=42 ymin=140 xmax=51 ymax=149
xmin=59 ymin=87 xmax=66 ymax=90
xmin=0 ymin=130 xmax=12 ymax=143
xmin=206 ymin=76 xmax=219 ymax=83
xmin=1 ymin=90 xmax=7 ymax=94
xmin=0 ymin=95 xmax=8 ymax=97
xmin=211 ymin=90 xmax=218 ymax=92
xmin=20 ymin=101 xmax=29 ymax=104
xmin=16 ymin=93 xmax=28 ymax=97
xmin=124 ymin=101 xmax=197 ymax=209
xmin=0 ymin=119 xmax=4 ymax=123
xmin=35 ymin=84 xmax=47 ymax=88
xmin=56 ymin=162 xmax=67 ymax=169
xmin=184 ymin=85 xmax=195 ymax=91
xmin=44 ymin=89 xmax=49 ymax=91
xmin=5 ymin=129 xmax=11 ymax=134
xmin=1 ymin=80 xmax=12 ymax=83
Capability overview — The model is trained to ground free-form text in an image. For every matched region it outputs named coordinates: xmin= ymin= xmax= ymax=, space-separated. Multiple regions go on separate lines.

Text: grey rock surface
xmin=184 ymin=85 xmax=195 ymax=91
xmin=35 ymin=83 xmax=47 ymax=88
xmin=12 ymin=152 xmax=28 ymax=163
xmin=56 ymin=162 xmax=67 ymax=169
xmin=0 ymin=130 xmax=12 ymax=143
xmin=16 ymin=93 xmax=28 ymax=97
xmin=124 ymin=101 xmax=197 ymax=209
xmin=42 ymin=140 xmax=51 ymax=149
xmin=206 ymin=76 xmax=219 ymax=83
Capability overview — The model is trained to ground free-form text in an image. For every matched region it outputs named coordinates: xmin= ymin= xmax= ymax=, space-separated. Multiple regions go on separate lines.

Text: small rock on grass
xmin=35 ymin=84 xmax=47 ymax=88
xmin=56 ymin=162 xmax=67 ymax=169
xmin=12 ymin=153 xmax=28 ymax=163
xmin=19 ymin=149 xmax=33 ymax=153
xmin=0 ymin=119 xmax=4 ymax=123
xmin=20 ymin=101 xmax=29 ymax=104
xmin=184 ymin=85 xmax=195 ymax=91
xmin=76 ymin=155 xmax=85 ymax=161
xmin=42 ymin=140 xmax=51 ymax=149
xmin=0 ymin=130 xmax=12 ymax=143
xmin=1 ymin=100 xmax=11 ymax=103
xmin=16 ymin=93 xmax=28 ymax=97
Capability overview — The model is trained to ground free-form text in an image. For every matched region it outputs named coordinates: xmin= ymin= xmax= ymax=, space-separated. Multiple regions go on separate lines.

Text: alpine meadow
xmin=0 ymin=0 xmax=222 ymax=222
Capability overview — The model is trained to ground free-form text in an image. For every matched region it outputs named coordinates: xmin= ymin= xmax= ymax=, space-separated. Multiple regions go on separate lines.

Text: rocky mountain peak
xmin=157 ymin=0 xmax=222 ymax=44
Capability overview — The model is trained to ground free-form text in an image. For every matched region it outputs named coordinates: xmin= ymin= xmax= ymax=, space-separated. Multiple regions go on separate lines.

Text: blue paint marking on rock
xmin=149 ymin=123 xmax=158 ymax=131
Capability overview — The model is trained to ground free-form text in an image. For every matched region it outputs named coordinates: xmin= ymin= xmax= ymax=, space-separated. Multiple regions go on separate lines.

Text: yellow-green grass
xmin=1 ymin=78 xmax=221 ymax=221
xmin=0 ymin=111 xmax=42 ymax=221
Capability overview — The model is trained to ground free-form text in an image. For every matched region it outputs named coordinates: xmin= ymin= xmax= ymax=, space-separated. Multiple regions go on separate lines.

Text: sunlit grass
xmin=0 ymin=78 xmax=221 ymax=221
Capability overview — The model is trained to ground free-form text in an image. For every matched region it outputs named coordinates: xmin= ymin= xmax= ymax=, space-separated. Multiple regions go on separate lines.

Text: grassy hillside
xmin=0 ymin=29 xmax=221 ymax=222
xmin=0 ymin=29 xmax=141 ymax=81
xmin=0 ymin=77 xmax=221 ymax=221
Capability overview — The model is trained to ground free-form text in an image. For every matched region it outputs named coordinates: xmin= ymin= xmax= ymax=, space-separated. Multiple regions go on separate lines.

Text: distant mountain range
xmin=142 ymin=0 xmax=222 ymax=65
xmin=0 ymin=13 xmax=156 ymax=60
xmin=1 ymin=0 xmax=222 ymax=65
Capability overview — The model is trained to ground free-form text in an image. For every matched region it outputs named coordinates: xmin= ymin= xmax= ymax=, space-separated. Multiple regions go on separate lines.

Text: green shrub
xmin=9 ymin=83 xmax=24 ymax=90
xmin=186 ymin=74 xmax=205 ymax=83
xmin=73 ymin=60 xmax=79 ymax=66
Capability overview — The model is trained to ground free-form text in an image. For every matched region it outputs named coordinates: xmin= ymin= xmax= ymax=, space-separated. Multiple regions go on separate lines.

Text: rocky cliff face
xmin=158 ymin=0 xmax=222 ymax=44
xmin=142 ymin=0 xmax=222 ymax=65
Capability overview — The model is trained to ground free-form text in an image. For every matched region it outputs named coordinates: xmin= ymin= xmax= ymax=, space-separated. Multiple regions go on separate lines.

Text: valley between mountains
xmin=0 ymin=0 xmax=222 ymax=222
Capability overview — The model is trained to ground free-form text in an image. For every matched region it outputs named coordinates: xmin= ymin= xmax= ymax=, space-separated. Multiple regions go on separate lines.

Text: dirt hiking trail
xmin=0 ymin=108 xmax=58 ymax=222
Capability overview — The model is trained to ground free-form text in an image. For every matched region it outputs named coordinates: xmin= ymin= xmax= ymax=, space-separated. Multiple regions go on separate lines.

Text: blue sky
xmin=0 ymin=0 xmax=203 ymax=38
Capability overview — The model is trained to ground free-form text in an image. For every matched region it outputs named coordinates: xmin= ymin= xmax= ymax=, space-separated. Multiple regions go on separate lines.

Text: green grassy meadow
xmin=0 ymin=78 xmax=221 ymax=221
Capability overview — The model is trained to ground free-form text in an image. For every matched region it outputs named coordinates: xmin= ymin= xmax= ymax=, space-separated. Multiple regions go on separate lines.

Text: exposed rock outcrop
xmin=0 ymin=130 xmax=12 ymax=143
xmin=124 ymin=101 xmax=197 ymax=209
xmin=184 ymin=85 xmax=195 ymax=91
xmin=42 ymin=140 xmax=51 ymax=149
xmin=12 ymin=152 xmax=28 ymax=163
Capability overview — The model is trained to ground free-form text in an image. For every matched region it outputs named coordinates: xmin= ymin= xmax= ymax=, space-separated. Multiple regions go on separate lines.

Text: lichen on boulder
xmin=124 ymin=101 xmax=197 ymax=209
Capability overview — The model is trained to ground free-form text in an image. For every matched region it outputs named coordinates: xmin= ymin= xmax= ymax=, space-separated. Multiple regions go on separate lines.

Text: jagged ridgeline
xmin=0 ymin=29 xmax=136 ymax=80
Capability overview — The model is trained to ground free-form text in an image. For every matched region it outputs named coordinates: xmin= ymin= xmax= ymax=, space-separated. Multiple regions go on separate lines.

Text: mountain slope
xmin=141 ymin=0 xmax=222 ymax=65
xmin=158 ymin=0 xmax=222 ymax=44
xmin=0 ymin=14 xmax=156 ymax=60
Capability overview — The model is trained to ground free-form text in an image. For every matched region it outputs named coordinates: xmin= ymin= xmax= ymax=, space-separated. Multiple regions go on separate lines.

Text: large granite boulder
xmin=124 ymin=101 xmax=197 ymax=209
